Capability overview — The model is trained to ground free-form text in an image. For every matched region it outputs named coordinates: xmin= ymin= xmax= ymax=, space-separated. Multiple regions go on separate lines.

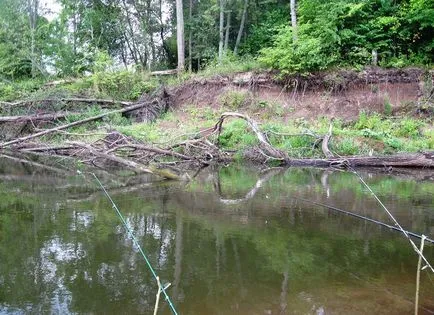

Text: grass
xmin=111 ymin=107 xmax=433 ymax=160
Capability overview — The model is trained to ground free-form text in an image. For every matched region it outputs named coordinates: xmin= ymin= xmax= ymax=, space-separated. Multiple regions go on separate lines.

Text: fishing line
xmin=347 ymin=166 xmax=434 ymax=273
xmin=90 ymin=172 xmax=178 ymax=315
xmin=294 ymin=197 xmax=434 ymax=244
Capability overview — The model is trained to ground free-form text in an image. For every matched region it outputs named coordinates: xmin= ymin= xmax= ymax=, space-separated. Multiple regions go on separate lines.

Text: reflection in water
xmin=0 ymin=158 xmax=433 ymax=314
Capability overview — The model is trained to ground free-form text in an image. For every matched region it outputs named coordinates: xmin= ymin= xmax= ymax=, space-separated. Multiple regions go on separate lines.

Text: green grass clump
xmin=91 ymin=70 xmax=158 ymax=100
xmin=218 ymin=120 xmax=259 ymax=149
xmin=0 ymin=78 xmax=45 ymax=102
xmin=219 ymin=90 xmax=251 ymax=110
xmin=117 ymin=123 xmax=165 ymax=142
xmin=200 ymin=54 xmax=263 ymax=77
xmin=393 ymin=118 xmax=422 ymax=138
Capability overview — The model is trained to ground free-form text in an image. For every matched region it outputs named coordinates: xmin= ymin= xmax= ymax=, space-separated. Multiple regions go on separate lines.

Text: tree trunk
xmin=188 ymin=0 xmax=193 ymax=72
xmin=290 ymin=0 xmax=297 ymax=42
xmin=146 ymin=0 xmax=155 ymax=70
xmin=28 ymin=0 xmax=39 ymax=77
xmin=234 ymin=0 xmax=248 ymax=55
xmin=176 ymin=0 xmax=185 ymax=71
xmin=159 ymin=0 xmax=168 ymax=60
xmin=218 ymin=0 xmax=225 ymax=62
xmin=224 ymin=9 xmax=231 ymax=53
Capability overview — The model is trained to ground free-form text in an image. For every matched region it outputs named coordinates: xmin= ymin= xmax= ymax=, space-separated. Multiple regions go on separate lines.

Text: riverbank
xmin=0 ymin=68 xmax=433 ymax=177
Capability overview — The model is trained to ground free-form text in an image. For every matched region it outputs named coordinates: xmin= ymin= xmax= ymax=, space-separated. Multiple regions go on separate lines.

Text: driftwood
xmin=108 ymin=144 xmax=193 ymax=161
xmin=0 ymin=112 xmax=74 ymax=123
xmin=150 ymin=69 xmax=178 ymax=76
xmin=0 ymin=101 xmax=153 ymax=148
xmin=321 ymin=124 xmax=334 ymax=158
xmin=283 ymin=152 xmax=434 ymax=168
xmin=0 ymin=153 xmax=67 ymax=173
xmin=0 ymin=98 xmax=132 ymax=108
xmin=215 ymin=112 xmax=288 ymax=160
xmin=67 ymin=141 xmax=155 ymax=175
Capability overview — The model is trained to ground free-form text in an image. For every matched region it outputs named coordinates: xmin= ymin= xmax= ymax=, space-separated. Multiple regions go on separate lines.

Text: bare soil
xmin=168 ymin=68 xmax=430 ymax=121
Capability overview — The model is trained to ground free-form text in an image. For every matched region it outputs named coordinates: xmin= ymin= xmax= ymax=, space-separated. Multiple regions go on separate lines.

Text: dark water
xmin=0 ymin=158 xmax=433 ymax=314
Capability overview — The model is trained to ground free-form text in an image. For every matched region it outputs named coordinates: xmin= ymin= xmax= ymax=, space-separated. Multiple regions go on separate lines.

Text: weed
xmin=218 ymin=120 xmax=258 ymax=149
xmin=92 ymin=70 xmax=158 ymax=100
xmin=383 ymin=95 xmax=392 ymax=116
xmin=200 ymin=53 xmax=263 ymax=77
xmin=219 ymin=90 xmax=251 ymax=110
xmin=355 ymin=112 xmax=382 ymax=130
xmin=385 ymin=138 xmax=403 ymax=150
xmin=393 ymin=118 xmax=422 ymax=138
xmin=334 ymin=138 xmax=359 ymax=155
xmin=117 ymin=123 xmax=164 ymax=142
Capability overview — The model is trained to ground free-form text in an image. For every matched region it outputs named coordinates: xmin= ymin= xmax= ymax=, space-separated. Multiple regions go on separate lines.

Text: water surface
xmin=0 ymin=158 xmax=433 ymax=314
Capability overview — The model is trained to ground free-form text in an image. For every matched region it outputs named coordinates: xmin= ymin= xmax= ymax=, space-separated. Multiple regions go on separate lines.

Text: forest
xmin=0 ymin=0 xmax=433 ymax=80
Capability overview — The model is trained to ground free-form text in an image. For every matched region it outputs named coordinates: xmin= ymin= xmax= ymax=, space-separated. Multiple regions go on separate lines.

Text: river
xmin=0 ymin=157 xmax=433 ymax=314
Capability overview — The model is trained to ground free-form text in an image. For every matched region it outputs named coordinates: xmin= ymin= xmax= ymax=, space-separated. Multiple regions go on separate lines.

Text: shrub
xmin=393 ymin=119 xmax=422 ymax=138
xmin=92 ymin=70 xmax=157 ymax=100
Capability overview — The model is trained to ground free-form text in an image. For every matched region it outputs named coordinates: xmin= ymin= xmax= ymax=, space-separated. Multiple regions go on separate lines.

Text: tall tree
xmin=27 ymin=0 xmax=39 ymax=77
xmin=218 ymin=0 xmax=225 ymax=62
xmin=188 ymin=0 xmax=193 ymax=71
xmin=224 ymin=7 xmax=231 ymax=52
xmin=290 ymin=0 xmax=297 ymax=42
xmin=176 ymin=0 xmax=185 ymax=71
xmin=234 ymin=0 xmax=248 ymax=55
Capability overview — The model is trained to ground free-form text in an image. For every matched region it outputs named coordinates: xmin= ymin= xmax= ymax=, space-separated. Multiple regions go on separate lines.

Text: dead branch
xmin=67 ymin=141 xmax=156 ymax=175
xmin=321 ymin=123 xmax=334 ymax=158
xmin=215 ymin=112 xmax=288 ymax=160
xmin=1 ymin=98 xmax=132 ymax=108
xmin=109 ymin=144 xmax=193 ymax=161
xmin=0 ymin=112 xmax=74 ymax=123
xmin=151 ymin=69 xmax=178 ymax=76
xmin=0 ymin=101 xmax=153 ymax=148
xmin=0 ymin=153 xmax=68 ymax=173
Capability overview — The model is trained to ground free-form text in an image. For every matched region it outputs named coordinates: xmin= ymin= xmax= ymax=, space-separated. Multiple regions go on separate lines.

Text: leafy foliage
xmin=261 ymin=0 xmax=434 ymax=73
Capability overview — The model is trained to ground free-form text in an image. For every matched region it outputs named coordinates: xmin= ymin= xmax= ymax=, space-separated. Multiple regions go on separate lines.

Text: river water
xmin=0 ymin=157 xmax=433 ymax=314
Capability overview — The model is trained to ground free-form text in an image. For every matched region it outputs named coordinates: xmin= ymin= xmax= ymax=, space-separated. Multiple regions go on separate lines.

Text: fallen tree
xmin=0 ymin=98 xmax=132 ymax=108
xmin=0 ymin=100 xmax=162 ymax=148
xmin=0 ymin=111 xmax=74 ymax=123
xmin=283 ymin=152 xmax=434 ymax=168
xmin=2 ymin=112 xmax=433 ymax=182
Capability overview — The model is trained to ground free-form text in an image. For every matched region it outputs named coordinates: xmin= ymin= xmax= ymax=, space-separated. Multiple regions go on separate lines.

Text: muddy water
xmin=0 ymin=158 xmax=433 ymax=314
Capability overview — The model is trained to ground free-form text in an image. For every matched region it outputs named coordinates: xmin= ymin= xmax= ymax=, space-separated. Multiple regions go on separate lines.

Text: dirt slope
xmin=168 ymin=68 xmax=431 ymax=121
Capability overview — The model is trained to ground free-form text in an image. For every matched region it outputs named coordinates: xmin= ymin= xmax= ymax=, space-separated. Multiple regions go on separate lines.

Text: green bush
xmin=92 ymin=70 xmax=157 ymax=100
xmin=260 ymin=23 xmax=340 ymax=74
xmin=355 ymin=112 xmax=382 ymax=130
xmin=393 ymin=119 xmax=422 ymax=138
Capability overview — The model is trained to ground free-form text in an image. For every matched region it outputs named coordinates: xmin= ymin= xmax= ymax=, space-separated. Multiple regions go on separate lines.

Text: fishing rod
xmin=348 ymin=166 xmax=434 ymax=273
xmin=294 ymin=197 xmax=434 ymax=245
xmin=91 ymin=173 xmax=178 ymax=315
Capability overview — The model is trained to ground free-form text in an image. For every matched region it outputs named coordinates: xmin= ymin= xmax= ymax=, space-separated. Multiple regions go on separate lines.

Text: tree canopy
xmin=0 ymin=0 xmax=432 ymax=79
